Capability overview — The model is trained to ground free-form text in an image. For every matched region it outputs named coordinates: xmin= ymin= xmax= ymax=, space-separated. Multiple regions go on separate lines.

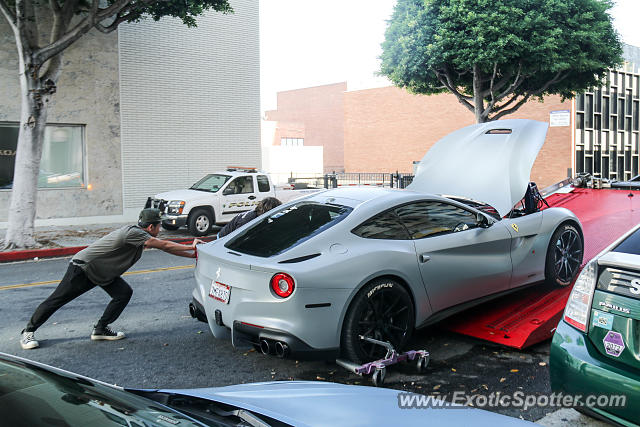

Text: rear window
xmin=613 ymin=227 xmax=640 ymax=255
xmin=225 ymin=202 xmax=352 ymax=257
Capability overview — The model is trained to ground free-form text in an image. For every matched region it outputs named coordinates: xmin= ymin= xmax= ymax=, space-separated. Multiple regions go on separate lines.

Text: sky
xmin=259 ymin=0 xmax=640 ymax=113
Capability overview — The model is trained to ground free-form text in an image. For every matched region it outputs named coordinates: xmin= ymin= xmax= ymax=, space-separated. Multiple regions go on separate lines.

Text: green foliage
xmin=380 ymin=0 xmax=623 ymax=120
xmin=115 ymin=0 xmax=233 ymax=28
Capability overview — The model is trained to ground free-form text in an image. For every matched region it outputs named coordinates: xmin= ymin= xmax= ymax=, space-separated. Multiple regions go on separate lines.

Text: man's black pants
xmin=25 ymin=263 xmax=133 ymax=333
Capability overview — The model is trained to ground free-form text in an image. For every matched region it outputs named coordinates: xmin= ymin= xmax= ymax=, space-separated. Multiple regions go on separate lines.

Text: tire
xmin=188 ymin=208 xmax=213 ymax=237
xmin=545 ymin=223 xmax=583 ymax=287
xmin=161 ymin=222 xmax=179 ymax=231
xmin=341 ymin=278 xmax=414 ymax=363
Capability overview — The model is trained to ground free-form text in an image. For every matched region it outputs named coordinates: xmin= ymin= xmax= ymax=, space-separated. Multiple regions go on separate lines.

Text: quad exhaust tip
xmin=260 ymin=339 xmax=272 ymax=355
xmin=275 ymin=341 xmax=289 ymax=358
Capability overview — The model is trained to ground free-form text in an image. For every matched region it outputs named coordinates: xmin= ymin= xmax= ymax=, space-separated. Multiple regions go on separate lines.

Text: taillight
xmin=563 ymin=261 xmax=597 ymax=332
xmin=271 ymin=273 xmax=295 ymax=298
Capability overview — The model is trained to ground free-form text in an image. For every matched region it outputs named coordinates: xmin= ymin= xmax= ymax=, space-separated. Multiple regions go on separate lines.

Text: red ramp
xmin=445 ymin=188 xmax=640 ymax=349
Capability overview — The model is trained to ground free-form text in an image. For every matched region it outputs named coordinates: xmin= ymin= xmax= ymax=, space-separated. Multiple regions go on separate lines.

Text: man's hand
xmin=192 ymin=239 xmax=204 ymax=248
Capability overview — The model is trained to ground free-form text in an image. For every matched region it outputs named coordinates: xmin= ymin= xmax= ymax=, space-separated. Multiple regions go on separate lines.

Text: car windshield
xmin=0 ymin=358 xmax=206 ymax=427
xmin=613 ymin=227 xmax=640 ymax=255
xmin=190 ymin=174 xmax=231 ymax=192
xmin=225 ymin=201 xmax=352 ymax=257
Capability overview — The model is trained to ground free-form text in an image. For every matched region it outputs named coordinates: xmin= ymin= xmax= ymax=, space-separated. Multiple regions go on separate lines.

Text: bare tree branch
xmin=435 ymin=68 xmax=472 ymax=99
xmin=435 ymin=71 xmax=475 ymax=113
xmin=495 ymin=63 xmax=523 ymax=100
xmin=49 ymin=0 xmax=61 ymax=14
xmin=0 ymin=0 xmax=17 ymax=30
xmin=95 ymin=13 xmax=130 ymax=33
xmin=490 ymin=94 xmax=531 ymax=120
xmin=34 ymin=0 xmax=101 ymax=64
xmin=15 ymin=0 xmax=40 ymax=51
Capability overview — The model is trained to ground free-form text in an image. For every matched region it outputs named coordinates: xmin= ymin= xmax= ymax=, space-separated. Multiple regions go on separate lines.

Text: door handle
xmin=248 ymin=196 xmax=256 ymax=200
xmin=419 ymin=254 xmax=431 ymax=263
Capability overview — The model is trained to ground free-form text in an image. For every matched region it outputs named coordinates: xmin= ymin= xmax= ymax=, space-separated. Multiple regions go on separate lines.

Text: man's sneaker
xmin=20 ymin=331 xmax=39 ymax=350
xmin=91 ymin=326 xmax=125 ymax=341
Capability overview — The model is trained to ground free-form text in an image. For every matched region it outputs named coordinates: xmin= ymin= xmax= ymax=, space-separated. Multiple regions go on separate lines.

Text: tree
xmin=0 ymin=0 xmax=232 ymax=249
xmin=380 ymin=0 xmax=623 ymax=123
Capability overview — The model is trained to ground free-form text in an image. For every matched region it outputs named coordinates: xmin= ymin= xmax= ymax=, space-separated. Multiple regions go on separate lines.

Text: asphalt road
xmin=0 ymin=249 xmax=587 ymax=423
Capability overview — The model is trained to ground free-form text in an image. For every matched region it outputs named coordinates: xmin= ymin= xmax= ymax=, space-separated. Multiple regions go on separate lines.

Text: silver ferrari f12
xmin=191 ymin=119 xmax=584 ymax=362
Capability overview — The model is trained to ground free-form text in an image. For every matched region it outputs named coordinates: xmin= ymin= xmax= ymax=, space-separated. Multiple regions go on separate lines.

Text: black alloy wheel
xmin=545 ymin=224 xmax=583 ymax=287
xmin=341 ymin=278 xmax=414 ymax=363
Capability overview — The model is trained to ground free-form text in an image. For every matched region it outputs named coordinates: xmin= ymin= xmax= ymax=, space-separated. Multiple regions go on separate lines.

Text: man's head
xmin=138 ymin=208 xmax=162 ymax=237
xmin=255 ymin=197 xmax=282 ymax=216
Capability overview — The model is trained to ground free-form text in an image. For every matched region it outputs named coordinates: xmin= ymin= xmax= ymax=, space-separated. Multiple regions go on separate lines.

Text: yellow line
xmin=0 ymin=264 xmax=195 ymax=291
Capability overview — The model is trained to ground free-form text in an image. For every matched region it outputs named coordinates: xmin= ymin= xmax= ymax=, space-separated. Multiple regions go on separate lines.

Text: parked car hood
xmin=407 ymin=119 xmax=548 ymax=217
xmin=155 ymin=381 xmax=533 ymax=426
xmin=154 ymin=189 xmax=213 ymax=201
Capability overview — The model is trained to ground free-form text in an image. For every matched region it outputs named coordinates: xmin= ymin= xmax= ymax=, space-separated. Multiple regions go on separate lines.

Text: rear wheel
xmin=188 ymin=208 xmax=213 ymax=237
xmin=545 ymin=223 xmax=583 ymax=287
xmin=341 ymin=278 xmax=414 ymax=363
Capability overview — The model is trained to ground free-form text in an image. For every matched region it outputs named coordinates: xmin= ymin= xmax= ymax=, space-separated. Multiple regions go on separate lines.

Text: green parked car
xmin=550 ymin=224 xmax=640 ymax=426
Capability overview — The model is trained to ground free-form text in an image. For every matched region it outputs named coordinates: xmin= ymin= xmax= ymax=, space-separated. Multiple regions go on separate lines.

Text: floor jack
xmin=336 ymin=336 xmax=430 ymax=386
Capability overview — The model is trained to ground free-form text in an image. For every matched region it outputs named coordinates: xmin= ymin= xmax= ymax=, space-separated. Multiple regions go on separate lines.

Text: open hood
xmin=407 ymin=119 xmax=549 ymax=217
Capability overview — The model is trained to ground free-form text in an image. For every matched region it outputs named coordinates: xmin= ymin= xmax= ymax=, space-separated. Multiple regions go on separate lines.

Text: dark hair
xmin=255 ymin=197 xmax=282 ymax=215
xmin=138 ymin=221 xmax=160 ymax=228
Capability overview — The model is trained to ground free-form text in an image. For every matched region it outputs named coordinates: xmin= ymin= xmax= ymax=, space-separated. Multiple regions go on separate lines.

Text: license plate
xmin=209 ymin=281 xmax=230 ymax=304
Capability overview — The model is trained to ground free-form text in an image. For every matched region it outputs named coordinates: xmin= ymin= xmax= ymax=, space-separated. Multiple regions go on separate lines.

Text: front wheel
xmin=341 ymin=278 xmax=414 ymax=363
xmin=188 ymin=208 xmax=213 ymax=237
xmin=545 ymin=223 xmax=583 ymax=287
xmin=161 ymin=222 xmax=179 ymax=231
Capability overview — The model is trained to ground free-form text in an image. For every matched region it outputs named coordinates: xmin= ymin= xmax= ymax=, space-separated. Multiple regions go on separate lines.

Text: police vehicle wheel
xmin=545 ymin=223 xmax=583 ymax=287
xmin=188 ymin=208 xmax=213 ymax=237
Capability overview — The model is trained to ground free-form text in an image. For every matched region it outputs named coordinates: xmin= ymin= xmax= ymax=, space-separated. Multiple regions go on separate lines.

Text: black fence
xmin=288 ymin=172 xmax=414 ymax=190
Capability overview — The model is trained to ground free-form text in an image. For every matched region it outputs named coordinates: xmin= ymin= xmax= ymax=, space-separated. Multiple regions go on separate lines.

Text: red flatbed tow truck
xmin=446 ymin=185 xmax=640 ymax=349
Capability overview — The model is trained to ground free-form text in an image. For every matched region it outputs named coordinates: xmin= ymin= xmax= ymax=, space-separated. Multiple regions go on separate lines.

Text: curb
xmin=0 ymin=236 xmax=216 ymax=263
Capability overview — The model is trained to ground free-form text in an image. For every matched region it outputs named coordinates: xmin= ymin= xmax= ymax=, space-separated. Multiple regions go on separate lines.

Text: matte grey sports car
xmin=191 ymin=120 xmax=584 ymax=361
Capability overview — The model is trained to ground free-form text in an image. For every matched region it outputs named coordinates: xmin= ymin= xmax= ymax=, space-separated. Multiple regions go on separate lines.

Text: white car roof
xmin=407 ymin=119 xmax=549 ymax=217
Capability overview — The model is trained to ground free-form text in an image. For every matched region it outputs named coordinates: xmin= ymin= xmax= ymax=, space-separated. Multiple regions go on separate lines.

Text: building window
xmin=280 ymin=137 xmax=304 ymax=147
xmin=0 ymin=123 xmax=85 ymax=189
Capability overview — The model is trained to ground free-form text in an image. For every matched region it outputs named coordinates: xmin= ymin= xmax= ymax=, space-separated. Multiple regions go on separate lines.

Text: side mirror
xmin=476 ymin=213 xmax=490 ymax=228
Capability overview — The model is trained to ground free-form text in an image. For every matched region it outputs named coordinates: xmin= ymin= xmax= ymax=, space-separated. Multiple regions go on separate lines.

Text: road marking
xmin=0 ymin=264 xmax=195 ymax=291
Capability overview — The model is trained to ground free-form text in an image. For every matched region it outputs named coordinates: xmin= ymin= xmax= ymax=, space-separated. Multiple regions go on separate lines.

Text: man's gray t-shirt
xmin=73 ymin=225 xmax=150 ymax=286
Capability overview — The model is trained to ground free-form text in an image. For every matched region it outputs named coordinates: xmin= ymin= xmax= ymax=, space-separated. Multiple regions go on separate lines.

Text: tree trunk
xmin=3 ymin=59 xmax=49 ymax=249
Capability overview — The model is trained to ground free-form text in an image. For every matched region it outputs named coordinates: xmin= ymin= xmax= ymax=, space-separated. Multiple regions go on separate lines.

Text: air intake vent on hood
xmin=279 ymin=253 xmax=321 ymax=264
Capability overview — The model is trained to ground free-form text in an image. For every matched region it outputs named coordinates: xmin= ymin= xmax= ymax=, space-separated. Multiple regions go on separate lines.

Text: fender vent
xmin=279 ymin=253 xmax=321 ymax=264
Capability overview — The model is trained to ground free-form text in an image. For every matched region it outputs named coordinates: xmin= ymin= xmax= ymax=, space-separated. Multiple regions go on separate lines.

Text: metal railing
xmin=286 ymin=172 xmax=414 ymax=190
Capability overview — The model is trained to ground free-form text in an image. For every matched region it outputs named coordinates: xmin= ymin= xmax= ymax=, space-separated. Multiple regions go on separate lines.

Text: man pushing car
xmin=20 ymin=208 xmax=202 ymax=350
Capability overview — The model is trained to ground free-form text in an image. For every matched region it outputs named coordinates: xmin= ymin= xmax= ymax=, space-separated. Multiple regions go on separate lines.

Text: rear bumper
xmin=233 ymin=321 xmax=339 ymax=360
xmin=549 ymin=320 xmax=640 ymax=426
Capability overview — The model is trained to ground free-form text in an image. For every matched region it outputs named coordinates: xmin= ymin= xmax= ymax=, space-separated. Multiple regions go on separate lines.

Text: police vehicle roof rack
xmin=226 ymin=166 xmax=258 ymax=173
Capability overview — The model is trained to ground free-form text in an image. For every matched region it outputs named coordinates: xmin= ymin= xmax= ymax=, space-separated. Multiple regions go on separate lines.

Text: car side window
xmin=352 ymin=211 xmax=411 ymax=240
xmin=224 ymin=176 xmax=254 ymax=195
xmin=395 ymin=201 xmax=478 ymax=239
xmin=257 ymin=175 xmax=270 ymax=192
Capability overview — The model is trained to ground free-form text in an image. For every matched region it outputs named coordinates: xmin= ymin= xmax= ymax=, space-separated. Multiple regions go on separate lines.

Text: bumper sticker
xmin=602 ymin=331 xmax=625 ymax=357
xmin=592 ymin=310 xmax=614 ymax=330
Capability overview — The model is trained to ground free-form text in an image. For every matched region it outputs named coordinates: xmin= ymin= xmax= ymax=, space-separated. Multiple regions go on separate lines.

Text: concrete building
xmin=265 ymin=45 xmax=640 ymax=190
xmin=0 ymin=0 xmax=260 ymax=224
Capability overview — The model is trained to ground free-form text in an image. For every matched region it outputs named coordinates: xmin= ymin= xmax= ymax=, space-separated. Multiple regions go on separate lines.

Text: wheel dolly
xmin=335 ymin=335 xmax=430 ymax=386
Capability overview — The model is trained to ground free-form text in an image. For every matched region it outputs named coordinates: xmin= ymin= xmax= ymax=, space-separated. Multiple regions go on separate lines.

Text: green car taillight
xmin=563 ymin=261 xmax=597 ymax=332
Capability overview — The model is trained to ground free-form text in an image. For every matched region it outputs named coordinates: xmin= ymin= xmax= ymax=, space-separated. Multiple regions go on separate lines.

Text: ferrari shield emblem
xmin=511 ymin=224 xmax=519 ymax=232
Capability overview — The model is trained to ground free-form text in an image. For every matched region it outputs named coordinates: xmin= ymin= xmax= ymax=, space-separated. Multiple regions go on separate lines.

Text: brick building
xmin=265 ymin=45 xmax=640 ymax=189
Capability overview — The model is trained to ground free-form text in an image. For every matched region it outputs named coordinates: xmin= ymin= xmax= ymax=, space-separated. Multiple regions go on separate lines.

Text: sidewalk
xmin=0 ymin=222 xmax=219 ymax=262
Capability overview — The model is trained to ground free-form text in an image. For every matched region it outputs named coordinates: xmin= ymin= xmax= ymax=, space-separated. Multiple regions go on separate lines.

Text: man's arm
xmin=144 ymin=238 xmax=203 ymax=258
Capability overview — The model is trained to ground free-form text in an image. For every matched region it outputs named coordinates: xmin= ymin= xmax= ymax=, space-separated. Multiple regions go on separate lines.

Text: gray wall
xmin=118 ymin=0 xmax=261 ymax=209
xmin=0 ymin=17 xmax=122 ymax=220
